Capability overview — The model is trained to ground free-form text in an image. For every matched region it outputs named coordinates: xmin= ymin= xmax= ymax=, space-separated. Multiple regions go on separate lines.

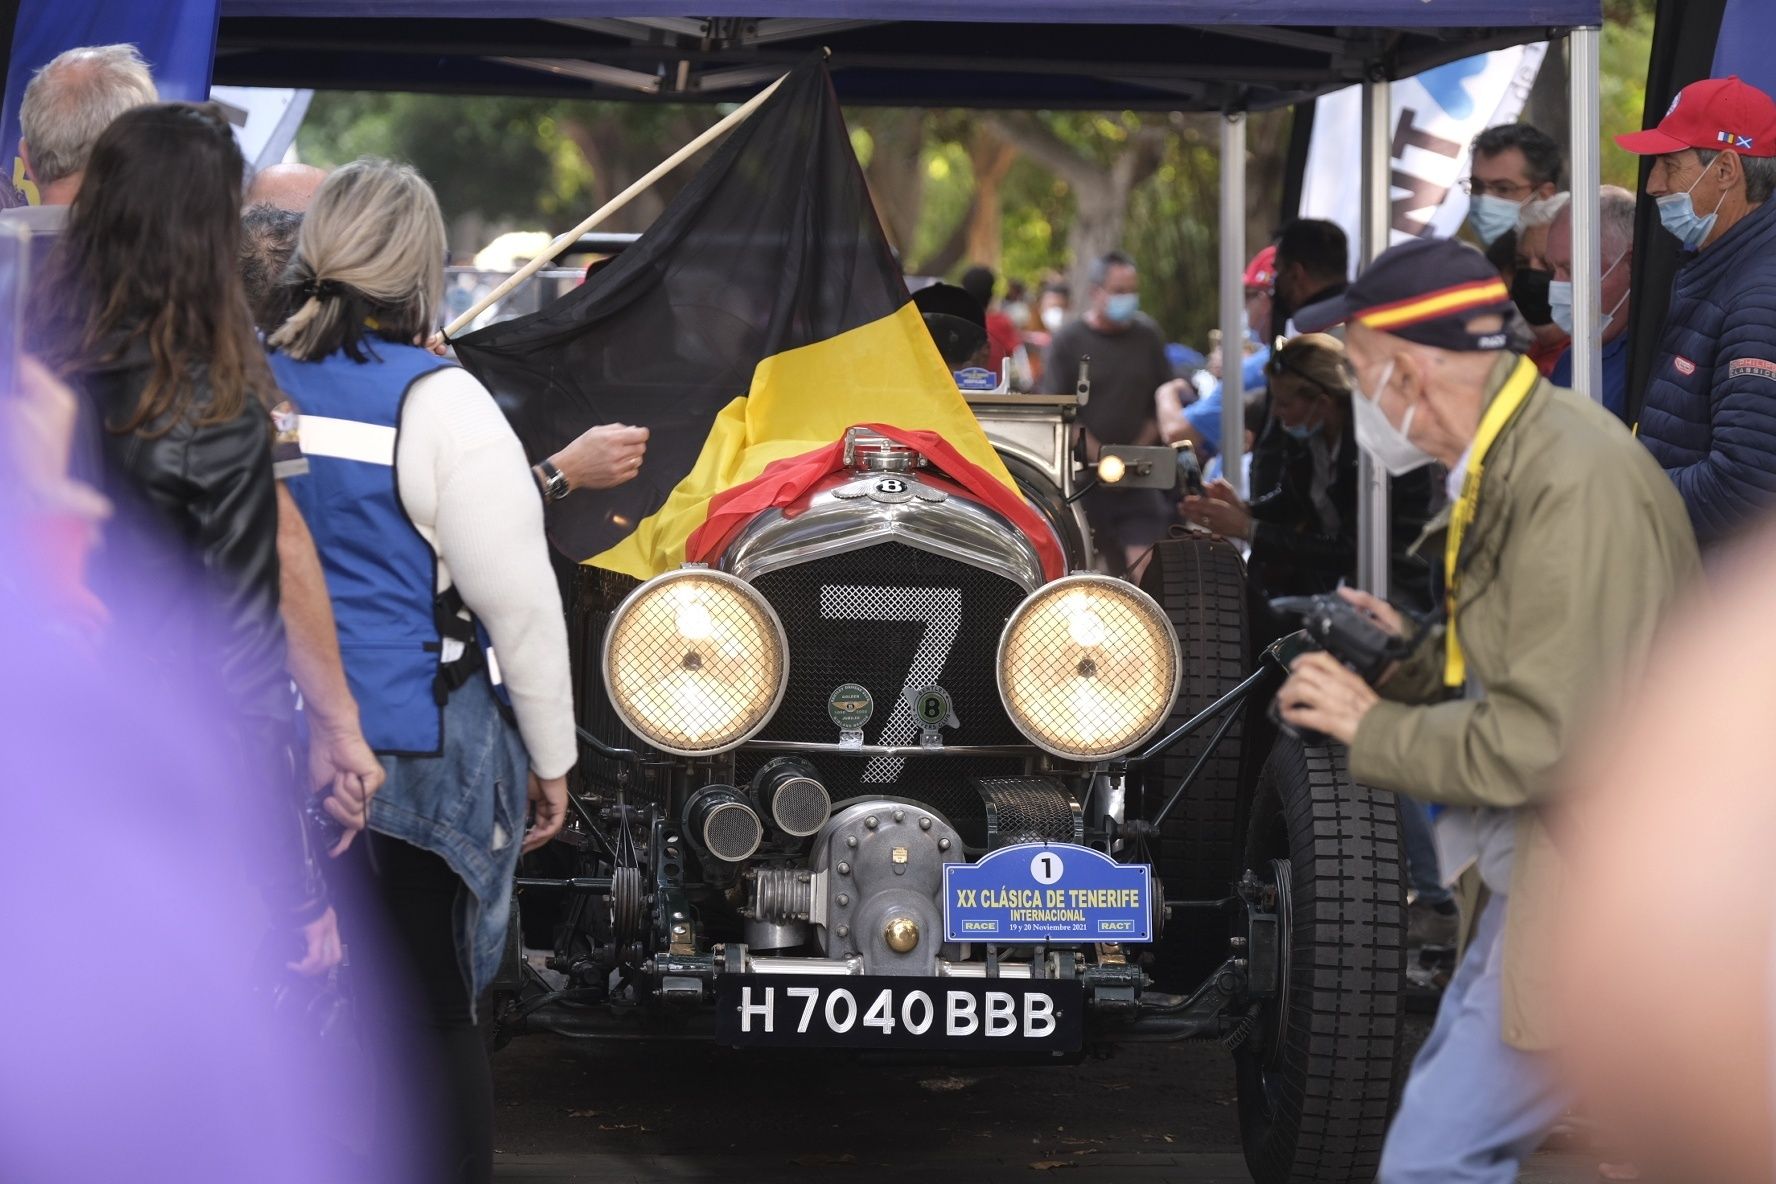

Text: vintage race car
xmin=496 ymin=391 xmax=1406 ymax=1184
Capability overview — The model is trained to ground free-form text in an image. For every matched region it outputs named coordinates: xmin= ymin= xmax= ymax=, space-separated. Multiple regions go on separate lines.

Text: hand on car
xmin=523 ymin=771 xmax=569 ymax=853
xmin=548 ymin=423 xmax=649 ymax=493
xmin=309 ymin=721 xmax=385 ymax=857
xmin=1277 ymin=651 xmax=1379 ymax=747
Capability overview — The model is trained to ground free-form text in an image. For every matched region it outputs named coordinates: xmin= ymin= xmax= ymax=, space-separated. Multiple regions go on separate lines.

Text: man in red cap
xmin=1618 ymin=75 xmax=1776 ymax=552
xmin=1156 ymin=244 xmax=1278 ymax=459
xmin=1243 ymin=243 xmax=1277 ymax=343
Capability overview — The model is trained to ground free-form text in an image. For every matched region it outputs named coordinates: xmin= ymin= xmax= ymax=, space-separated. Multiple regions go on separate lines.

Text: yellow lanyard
xmin=1443 ymin=356 xmax=1539 ymax=689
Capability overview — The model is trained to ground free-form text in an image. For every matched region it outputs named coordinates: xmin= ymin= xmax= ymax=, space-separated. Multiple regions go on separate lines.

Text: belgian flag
xmin=454 ymin=58 xmax=1027 ymax=579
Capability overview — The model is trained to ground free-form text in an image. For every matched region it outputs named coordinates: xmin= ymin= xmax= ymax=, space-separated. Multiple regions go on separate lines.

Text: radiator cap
xmin=844 ymin=428 xmax=925 ymax=474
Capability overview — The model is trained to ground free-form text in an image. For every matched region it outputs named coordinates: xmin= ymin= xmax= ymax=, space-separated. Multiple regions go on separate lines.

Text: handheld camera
xmin=1267 ymin=591 xmax=1413 ymax=745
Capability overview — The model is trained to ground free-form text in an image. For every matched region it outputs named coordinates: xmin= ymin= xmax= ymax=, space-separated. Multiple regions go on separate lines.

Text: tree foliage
xmin=298 ymin=5 xmax=1656 ymax=349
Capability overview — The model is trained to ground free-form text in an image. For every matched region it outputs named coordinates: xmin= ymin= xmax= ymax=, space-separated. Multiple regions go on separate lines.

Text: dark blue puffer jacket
xmin=1641 ymin=196 xmax=1776 ymax=547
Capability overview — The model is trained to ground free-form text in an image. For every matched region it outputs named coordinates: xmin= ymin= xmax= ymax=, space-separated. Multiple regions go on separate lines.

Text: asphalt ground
xmin=489 ymin=1023 xmax=1602 ymax=1183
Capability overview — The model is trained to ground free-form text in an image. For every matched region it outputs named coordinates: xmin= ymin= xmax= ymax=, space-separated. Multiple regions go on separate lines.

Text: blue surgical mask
xmin=1282 ymin=418 xmax=1321 ymax=441
xmin=1468 ymin=193 xmax=1528 ymax=246
xmin=1657 ymin=164 xmax=1726 ymax=250
xmin=1548 ymin=253 xmax=1629 ymax=336
xmin=1104 ymin=292 xmax=1140 ymax=324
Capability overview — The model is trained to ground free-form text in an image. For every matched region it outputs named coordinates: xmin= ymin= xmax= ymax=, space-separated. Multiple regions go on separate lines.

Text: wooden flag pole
xmin=443 ymin=68 xmax=793 ymax=339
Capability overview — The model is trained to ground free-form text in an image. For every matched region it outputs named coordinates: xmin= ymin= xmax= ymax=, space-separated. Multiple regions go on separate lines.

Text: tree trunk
xmin=1244 ymin=109 xmax=1295 ymax=254
xmin=558 ymin=114 xmax=708 ymax=234
xmin=914 ymin=204 xmax=976 ymax=277
xmin=855 ymin=109 xmax=929 ymax=258
xmin=982 ymin=112 xmax=1168 ymax=303
xmin=964 ymin=129 xmax=1018 ymax=271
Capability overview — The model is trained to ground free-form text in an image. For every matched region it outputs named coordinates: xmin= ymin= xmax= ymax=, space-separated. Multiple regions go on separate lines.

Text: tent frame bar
xmin=1569 ymin=27 xmax=1604 ymax=402
xmin=1220 ymin=112 xmax=1248 ymax=499
xmin=1357 ymin=73 xmax=1392 ymax=598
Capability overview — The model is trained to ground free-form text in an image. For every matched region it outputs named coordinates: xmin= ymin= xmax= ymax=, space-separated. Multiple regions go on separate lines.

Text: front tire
xmin=1234 ymin=738 xmax=1406 ymax=1184
xmin=1136 ymin=534 xmax=1249 ymax=987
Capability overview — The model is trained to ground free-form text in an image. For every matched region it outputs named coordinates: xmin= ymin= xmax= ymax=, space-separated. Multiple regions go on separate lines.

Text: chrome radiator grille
xmin=741 ymin=543 xmax=1030 ymax=834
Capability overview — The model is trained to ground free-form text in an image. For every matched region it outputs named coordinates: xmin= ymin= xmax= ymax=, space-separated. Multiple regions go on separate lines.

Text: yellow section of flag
xmin=590 ymin=301 xmax=1014 ymax=579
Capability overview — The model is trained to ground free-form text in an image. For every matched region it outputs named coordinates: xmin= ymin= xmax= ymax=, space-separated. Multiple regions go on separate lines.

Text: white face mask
xmin=1351 ymin=359 xmax=1435 ymax=476
xmin=1040 ymin=306 xmax=1065 ymax=332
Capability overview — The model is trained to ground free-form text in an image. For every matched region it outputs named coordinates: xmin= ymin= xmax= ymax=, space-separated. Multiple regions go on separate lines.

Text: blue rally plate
xmin=943 ymin=842 xmax=1152 ymax=944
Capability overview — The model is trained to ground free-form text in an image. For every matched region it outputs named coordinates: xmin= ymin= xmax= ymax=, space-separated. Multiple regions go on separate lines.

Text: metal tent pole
xmin=1357 ymin=75 xmax=1392 ymax=597
xmin=1220 ymin=112 xmax=1248 ymax=499
xmin=1569 ymin=27 xmax=1604 ymax=402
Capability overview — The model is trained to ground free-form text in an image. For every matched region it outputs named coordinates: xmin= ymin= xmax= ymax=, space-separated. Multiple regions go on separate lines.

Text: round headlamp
xmin=996 ymin=574 xmax=1182 ymax=760
xmin=602 ymin=568 xmax=788 ymax=757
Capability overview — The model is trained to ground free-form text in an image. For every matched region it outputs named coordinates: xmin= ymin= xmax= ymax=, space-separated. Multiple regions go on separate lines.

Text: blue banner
xmin=3 ymin=0 xmax=220 ymax=204
xmin=1714 ymin=0 xmax=1776 ymax=100
xmin=943 ymin=843 xmax=1151 ymax=944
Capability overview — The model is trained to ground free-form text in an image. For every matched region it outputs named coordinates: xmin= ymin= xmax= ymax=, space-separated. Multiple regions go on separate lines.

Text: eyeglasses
xmin=1459 ymin=178 xmax=1535 ymax=199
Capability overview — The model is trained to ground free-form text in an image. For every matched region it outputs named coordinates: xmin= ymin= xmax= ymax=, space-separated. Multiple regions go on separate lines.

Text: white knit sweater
xmin=395 ymin=367 xmax=576 ymax=779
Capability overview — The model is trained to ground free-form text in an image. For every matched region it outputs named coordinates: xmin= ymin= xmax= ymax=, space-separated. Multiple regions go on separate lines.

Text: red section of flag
xmin=686 ymin=423 xmax=1065 ymax=581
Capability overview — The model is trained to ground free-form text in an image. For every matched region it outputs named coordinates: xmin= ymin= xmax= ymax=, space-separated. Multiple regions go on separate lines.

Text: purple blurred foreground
xmin=0 ymin=534 xmax=410 ymax=1183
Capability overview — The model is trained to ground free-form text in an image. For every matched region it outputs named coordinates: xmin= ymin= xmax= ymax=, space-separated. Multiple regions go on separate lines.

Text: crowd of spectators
xmin=14 ymin=31 xmax=1776 ymax=1184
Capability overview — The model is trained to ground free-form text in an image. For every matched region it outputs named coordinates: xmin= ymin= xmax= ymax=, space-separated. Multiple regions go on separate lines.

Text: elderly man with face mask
xmin=1277 ymin=237 xmax=1698 ymax=1184
xmin=1547 ymin=185 xmax=1636 ymax=420
xmin=1619 ymin=75 xmax=1776 ymax=553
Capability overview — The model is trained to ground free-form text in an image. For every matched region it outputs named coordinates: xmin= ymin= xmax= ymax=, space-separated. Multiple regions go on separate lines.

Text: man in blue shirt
xmin=1155 ymin=245 xmax=1276 ymax=459
xmin=1547 ymin=185 xmax=1635 ymax=420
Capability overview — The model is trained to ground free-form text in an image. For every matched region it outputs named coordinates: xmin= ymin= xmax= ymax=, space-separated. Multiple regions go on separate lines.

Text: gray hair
xmin=1694 ymin=148 xmax=1776 ymax=205
xmin=1549 ymin=186 xmax=1638 ymax=262
xmin=1599 ymin=186 xmax=1637 ymax=259
xmin=269 ymin=158 xmax=445 ymax=361
xmin=240 ymin=204 xmax=304 ymax=336
xmin=1517 ymin=190 xmax=1571 ymax=231
xmin=19 ymin=44 xmax=158 ymax=187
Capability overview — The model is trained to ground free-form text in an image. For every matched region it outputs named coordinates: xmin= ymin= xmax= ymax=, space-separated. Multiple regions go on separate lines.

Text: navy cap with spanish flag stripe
xmin=1294 ymin=237 xmax=1516 ymax=351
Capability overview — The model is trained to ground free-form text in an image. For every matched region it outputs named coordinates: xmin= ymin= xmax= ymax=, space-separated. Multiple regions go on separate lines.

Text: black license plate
xmin=714 ymin=973 xmax=1083 ymax=1051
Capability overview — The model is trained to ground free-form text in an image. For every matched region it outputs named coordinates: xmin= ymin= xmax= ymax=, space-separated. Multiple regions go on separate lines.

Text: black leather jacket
xmin=77 ymin=343 xmax=325 ymax=923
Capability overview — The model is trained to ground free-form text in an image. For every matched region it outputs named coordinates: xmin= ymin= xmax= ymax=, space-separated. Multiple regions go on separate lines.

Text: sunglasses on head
xmin=1265 ymin=343 xmax=1345 ymax=400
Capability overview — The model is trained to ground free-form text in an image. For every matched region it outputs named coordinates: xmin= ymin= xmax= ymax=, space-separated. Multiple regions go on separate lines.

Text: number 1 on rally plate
xmin=942 ymin=842 xmax=1151 ymax=944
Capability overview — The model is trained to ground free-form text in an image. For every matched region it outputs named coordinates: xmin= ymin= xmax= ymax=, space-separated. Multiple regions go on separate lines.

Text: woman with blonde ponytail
xmin=267 ymin=158 xmax=575 ymax=1184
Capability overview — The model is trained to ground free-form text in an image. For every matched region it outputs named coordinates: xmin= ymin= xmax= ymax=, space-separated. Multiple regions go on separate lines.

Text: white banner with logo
xmin=1299 ymin=44 xmax=1548 ymax=255
xmin=210 ymin=85 xmax=314 ymax=174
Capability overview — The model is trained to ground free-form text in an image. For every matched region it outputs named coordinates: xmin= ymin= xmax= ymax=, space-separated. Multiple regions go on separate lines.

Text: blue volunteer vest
xmin=272 ymin=342 xmax=462 ymax=756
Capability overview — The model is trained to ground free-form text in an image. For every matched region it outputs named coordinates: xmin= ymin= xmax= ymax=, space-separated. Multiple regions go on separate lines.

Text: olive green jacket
xmin=1350 ymin=354 xmax=1699 ymax=1052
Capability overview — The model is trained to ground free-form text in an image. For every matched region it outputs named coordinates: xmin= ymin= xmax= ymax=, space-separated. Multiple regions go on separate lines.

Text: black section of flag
xmin=454 ymin=58 xmax=906 ymax=562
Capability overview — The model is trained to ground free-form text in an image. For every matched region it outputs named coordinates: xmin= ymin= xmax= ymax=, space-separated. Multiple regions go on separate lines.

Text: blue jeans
xmin=1397 ymin=793 xmax=1451 ymax=908
xmin=1378 ymin=897 xmax=1567 ymax=1183
xmin=368 ymin=671 xmax=529 ymax=1000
